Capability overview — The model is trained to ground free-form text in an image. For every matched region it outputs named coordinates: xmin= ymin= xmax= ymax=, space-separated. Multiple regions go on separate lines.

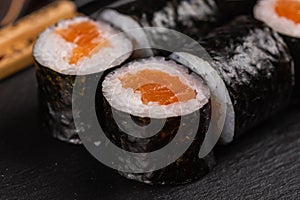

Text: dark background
xmin=1 ymin=0 xmax=300 ymax=199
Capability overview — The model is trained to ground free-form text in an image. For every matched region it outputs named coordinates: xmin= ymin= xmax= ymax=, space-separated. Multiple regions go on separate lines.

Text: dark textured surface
xmin=1 ymin=64 xmax=300 ymax=199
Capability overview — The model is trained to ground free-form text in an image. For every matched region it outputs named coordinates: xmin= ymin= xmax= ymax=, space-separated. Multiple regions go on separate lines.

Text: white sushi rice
xmin=171 ymin=52 xmax=235 ymax=154
xmin=99 ymin=9 xmax=153 ymax=57
xmin=102 ymin=57 xmax=211 ymax=118
xmin=33 ymin=17 xmax=133 ymax=75
xmin=254 ymin=0 xmax=300 ymax=38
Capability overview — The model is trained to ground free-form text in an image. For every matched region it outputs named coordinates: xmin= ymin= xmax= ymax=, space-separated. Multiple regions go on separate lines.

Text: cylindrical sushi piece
xmin=33 ymin=16 xmax=133 ymax=144
xmin=254 ymin=0 xmax=300 ymax=95
xmin=195 ymin=16 xmax=294 ymax=141
xmin=97 ymin=57 xmax=215 ymax=184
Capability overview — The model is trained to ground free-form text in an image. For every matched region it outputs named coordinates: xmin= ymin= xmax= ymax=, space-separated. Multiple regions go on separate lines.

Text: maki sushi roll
xmin=96 ymin=16 xmax=294 ymax=184
xmin=198 ymin=16 xmax=294 ymax=141
xmin=33 ymin=16 xmax=134 ymax=144
xmin=254 ymin=0 xmax=300 ymax=94
xmin=97 ymin=57 xmax=215 ymax=184
xmin=33 ymin=1 xmax=266 ymax=145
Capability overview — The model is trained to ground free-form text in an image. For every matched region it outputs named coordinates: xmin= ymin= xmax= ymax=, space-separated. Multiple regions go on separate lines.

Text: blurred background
xmin=0 ymin=0 xmax=55 ymax=27
xmin=0 ymin=0 xmax=108 ymax=27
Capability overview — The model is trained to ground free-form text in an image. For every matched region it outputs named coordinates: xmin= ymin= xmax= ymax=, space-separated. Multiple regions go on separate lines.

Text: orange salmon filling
xmin=55 ymin=21 xmax=109 ymax=64
xmin=136 ymin=83 xmax=179 ymax=105
xmin=119 ymin=69 xmax=196 ymax=105
xmin=275 ymin=0 xmax=300 ymax=24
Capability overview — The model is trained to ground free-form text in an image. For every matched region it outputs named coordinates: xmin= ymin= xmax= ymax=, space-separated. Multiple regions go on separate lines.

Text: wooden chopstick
xmin=0 ymin=0 xmax=77 ymax=80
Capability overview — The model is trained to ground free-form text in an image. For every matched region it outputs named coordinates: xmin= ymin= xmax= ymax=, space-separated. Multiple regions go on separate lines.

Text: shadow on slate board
xmin=0 ymin=65 xmax=300 ymax=200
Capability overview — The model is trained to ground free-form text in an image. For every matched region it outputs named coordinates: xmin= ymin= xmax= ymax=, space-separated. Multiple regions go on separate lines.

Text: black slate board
xmin=1 ymin=65 xmax=300 ymax=200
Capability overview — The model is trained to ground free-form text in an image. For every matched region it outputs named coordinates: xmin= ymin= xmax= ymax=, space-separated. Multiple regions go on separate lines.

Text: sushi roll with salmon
xmin=33 ymin=0 xmax=261 ymax=144
xmin=33 ymin=16 xmax=134 ymax=143
xmin=33 ymin=2 xmax=295 ymax=185
xmin=254 ymin=0 xmax=300 ymax=94
xmin=96 ymin=16 xmax=294 ymax=184
xmin=97 ymin=57 xmax=214 ymax=184
xmin=199 ymin=16 xmax=294 ymax=141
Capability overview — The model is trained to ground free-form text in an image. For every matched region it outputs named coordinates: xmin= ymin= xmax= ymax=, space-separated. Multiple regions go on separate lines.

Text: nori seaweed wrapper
xmin=35 ymin=61 xmax=80 ymax=144
xmin=105 ymin=0 xmax=223 ymax=39
xmin=103 ymin=0 xmax=258 ymax=40
xmin=215 ymin=0 xmax=257 ymax=20
xmin=200 ymin=16 xmax=294 ymax=137
xmin=95 ymin=66 xmax=215 ymax=185
xmin=280 ymin=35 xmax=300 ymax=96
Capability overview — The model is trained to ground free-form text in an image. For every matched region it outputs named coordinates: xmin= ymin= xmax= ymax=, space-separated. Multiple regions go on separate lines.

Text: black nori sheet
xmin=107 ymin=0 xmax=223 ymax=39
xmin=105 ymin=0 xmax=258 ymax=40
xmin=215 ymin=0 xmax=257 ymax=20
xmin=35 ymin=62 xmax=80 ymax=144
xmin=281 ymin=35 xmax=300 ymax=96
xmin=95 ymin=66 xmax=214 ymax=185
xmin=200 ymin=16 xmax=294 ymax=137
